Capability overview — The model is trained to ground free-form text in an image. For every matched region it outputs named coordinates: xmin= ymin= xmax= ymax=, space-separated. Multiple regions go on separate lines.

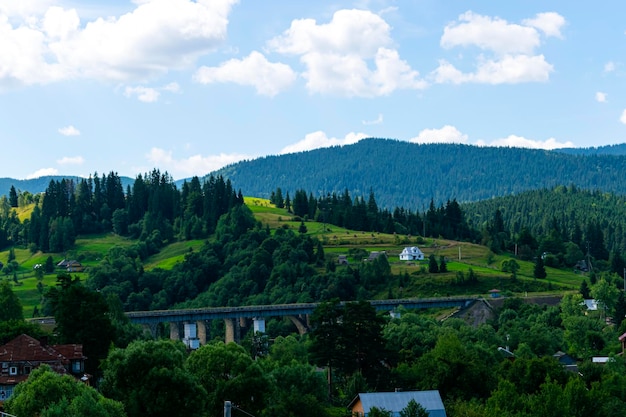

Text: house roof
xmin=349 ymin=391 xmax=447 ymax=417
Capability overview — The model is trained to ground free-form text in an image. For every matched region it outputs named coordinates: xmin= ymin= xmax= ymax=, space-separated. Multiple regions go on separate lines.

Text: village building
xmin=399 ymin=246 xmax=424 ymax=261
xmin=0 ymin=334 xmax=87 ymax=403
xmin=348 ymin=390 xmax=447 ymax=417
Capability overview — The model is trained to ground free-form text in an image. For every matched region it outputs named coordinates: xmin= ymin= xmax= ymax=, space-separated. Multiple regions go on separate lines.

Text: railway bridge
xmin=125 ymin=296 xmax=477 ymax=345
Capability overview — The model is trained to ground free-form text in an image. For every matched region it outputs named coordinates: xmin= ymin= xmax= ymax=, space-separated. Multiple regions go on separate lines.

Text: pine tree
xmin=534 ymin=255 xmax=547 ymax=279
xmin=428 ymin=254 xmax=439 ymax=273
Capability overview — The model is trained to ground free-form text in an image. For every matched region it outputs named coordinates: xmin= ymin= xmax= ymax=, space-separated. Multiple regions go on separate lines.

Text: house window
xmin=24 ymin=366 xmax=32 ymax=374
xmin=0 ymin=385 xmax=14 ymax=400
xmin=72 ymin=360 xmax=83 ymax=373
xmin=9 ymin=366 xmax=17 ymax=376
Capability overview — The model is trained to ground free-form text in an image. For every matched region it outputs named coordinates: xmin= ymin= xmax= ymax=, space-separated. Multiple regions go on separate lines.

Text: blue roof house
xmin=348 ymin=390 xmax=447 ymax=417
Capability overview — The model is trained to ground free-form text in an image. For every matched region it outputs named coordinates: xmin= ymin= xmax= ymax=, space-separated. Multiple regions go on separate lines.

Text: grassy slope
xmin=3 ymin=197 xmax=584 ymax=315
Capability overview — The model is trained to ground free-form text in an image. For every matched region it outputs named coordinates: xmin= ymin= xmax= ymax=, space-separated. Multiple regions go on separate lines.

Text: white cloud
xmin=267 ymin=9 xmax=426 ymax=97
xmin=435 ymin=11 xmax=562 ymax=84
xmin=621 ymin=109 xmax=626 ymax=124
xmin=478 ymin=134 xmax=574 ymax=149
xmin=596 ymin=92 xmax=607 ymax=103
xmin=279 ymin=131 xmax=369 ymax=154
xmin=26 ymin=167 xmax=58 ymax=179
xmin=409 ymin=125 xmax=469 ymax=144
xmin=124 ymin=82 xmax=182 ymax=102
xmin=0 ymin=0 xmax=237 ymax=89
xmin=362 ymin=114 xmax=383 ymax=125
xmin=146 ymin=147 xmax=253 ymax=179
xmin=522 ymin=12 xmax=566 ymax=38
xmin=57 ymin=156 xmax=85 ymax=165
xmin=124 ymin=86 xmax=160 ymax=103
xmin=58 ymin=125 xmax=80 ymax=136
xmin=605 ymin=61 xmax=616 ymax=73
xmin=193 ymin=51 xmax=297 ymax=97
xmin=408 ymin=126 xmax=573 ymax=149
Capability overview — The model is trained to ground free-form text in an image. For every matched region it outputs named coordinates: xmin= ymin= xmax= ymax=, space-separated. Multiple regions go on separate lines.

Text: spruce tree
xmin=534 ymin=255 xmax=547 ymax=279
xmin=428 ymin=254 xmax=439 ymax=273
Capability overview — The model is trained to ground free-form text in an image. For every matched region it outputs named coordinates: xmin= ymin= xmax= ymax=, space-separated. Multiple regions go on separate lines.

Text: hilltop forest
xmin=214 ymin=139 xmax=626 ymax=209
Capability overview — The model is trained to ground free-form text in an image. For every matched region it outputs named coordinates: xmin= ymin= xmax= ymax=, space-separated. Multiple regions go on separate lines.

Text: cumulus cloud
xmin=146 ymin=147 xmax=253 ymax=179
xmin=605 ymin=61 xmax=616 ymax=73
xmin=522 ymin=12 xmax=566 ymax=38
xmin=124 ymin=82 xmax=181 ymax=102
xmin=267 ymin=9 xmax=426 ymax=97
xmin=408 ymin=126 xmax=573 ymax=149
xmin=434 ymin=11 xmax=563 ymax=84
xmin=26 ymin=167 xmax=58 ymax=179
xmin=596 ymin=92 xmax=607 ymax=103
xmin=124 ymin=86 xmax=160 ymax=103
xmin=193 ymin=51 xmax=297 ymax=96
xmin=621 ymin=109 xmax=626 ymax=124
xmin=478 ymin=134 xmax=574 ymax=149
xmin=362 ymin=114 xmax=383 ymax=125
xmin=57 ymin=156 xmax=85 ymax=165
xmin=279 ymin=131 xmax=369 ymax=154
xmin=0 ymin=0 xmax=237 ymax=89
xmin=409 ymin=125 xmax=469 ymax=144
xmin=58 ymin=125 xmax=80 ymax=136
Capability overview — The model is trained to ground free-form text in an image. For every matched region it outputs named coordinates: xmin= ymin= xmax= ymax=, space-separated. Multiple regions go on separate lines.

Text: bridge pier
xmin=224 ymin=318 xmax=235 ymax=344
xmin=169 ymin=321 xmax=180 ymax=340
xmin=197 ymin=320 xmax=207 ymax=345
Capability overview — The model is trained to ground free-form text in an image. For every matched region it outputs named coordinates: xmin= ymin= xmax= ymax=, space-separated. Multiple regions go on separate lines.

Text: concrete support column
xmin=169 ymin=321 xmax=180 ymax=340
xmin=143 ymin=323 xmax=158 ymax=339
xmin=197 ymin=320 xmax=207 ymax=345
xmin=224 ymin=318 xmax=235 ymax=344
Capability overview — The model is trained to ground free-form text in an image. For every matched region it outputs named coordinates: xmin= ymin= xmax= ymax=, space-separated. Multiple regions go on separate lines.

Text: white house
xmin=399 ymin=246 xmax=424 ymax=261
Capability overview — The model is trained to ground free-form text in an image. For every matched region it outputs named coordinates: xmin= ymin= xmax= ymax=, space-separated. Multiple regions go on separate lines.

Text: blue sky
xmin=1 ymin=0 xmax=626 ymax=180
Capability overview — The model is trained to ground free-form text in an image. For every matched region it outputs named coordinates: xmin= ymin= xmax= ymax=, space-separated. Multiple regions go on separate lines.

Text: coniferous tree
xmin=534 ymin=254 xmax=547 ymax=279
xmin=428 ymin=254 xmax=439 ymax=273
xmin=8 ymin=186 xmax=17 ymax=208
xmin=439 ymin=255 xmax=448 ymax=273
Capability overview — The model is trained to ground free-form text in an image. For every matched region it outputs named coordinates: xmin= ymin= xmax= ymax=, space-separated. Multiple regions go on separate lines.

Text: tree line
xmin=0 ymin=170 xmax=243 ymax=253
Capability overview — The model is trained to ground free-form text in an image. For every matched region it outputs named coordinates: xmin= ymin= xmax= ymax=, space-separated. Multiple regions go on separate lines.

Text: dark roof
xmin=349 ymin=391 xmax=447 ymax=417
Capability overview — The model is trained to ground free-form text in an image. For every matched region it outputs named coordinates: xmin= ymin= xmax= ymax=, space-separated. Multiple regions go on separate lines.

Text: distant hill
xmin=555 ymin=143 xmax=626 ymax=156
xmin=211 ymin=138 xmax=626 ymax=209
xmin=0 ymin=176 xmax=135 ymax=197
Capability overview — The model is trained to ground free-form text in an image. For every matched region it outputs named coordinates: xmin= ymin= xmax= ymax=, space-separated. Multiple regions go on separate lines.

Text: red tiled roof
xmin=0 ymin=334 xmax=64 ymax=363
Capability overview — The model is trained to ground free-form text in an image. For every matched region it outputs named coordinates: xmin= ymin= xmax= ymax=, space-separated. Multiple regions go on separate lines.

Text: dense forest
xmin=213 ymin=139 xmax=626 ymax=208
xmin=2 ymin=162 xmax=626 ymax=415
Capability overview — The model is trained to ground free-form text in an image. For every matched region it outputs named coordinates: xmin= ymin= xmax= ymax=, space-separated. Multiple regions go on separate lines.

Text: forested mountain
xmin=212 ymin=139 xmax=626 ymax=209
xmin=462 ymin=186 xmax=626 ymax=258
xmin=555 ymin=143 xmax=626 ymax=156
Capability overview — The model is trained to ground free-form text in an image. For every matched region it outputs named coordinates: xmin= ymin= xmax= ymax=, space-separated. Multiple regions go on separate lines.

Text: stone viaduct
xmin=125 ymin=296 xmax=477 ymax=346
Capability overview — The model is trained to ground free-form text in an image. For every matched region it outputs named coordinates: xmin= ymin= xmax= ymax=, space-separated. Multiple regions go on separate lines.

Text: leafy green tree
xmin=186 ymin=342 xmax=270 ymax=417
xmin=44 ymin=274 xmax=115 ymax=377
xmin=309 ymin=299 xmax=345 ymax=398
xmin=591 ymin=277 xmax=620 ymax=318
xmin=0 ymin=280 xmax=22 ymax=321
xmin=5 ymin=364 xmax=125 ymax=417
xmin=101 ymin=340 xmax=206 ymax=417
xmin=501 ymin=259 xmax=520 ymax=280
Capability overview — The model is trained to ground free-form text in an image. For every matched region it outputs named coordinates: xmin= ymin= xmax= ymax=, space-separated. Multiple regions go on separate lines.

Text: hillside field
xmin=1 ymin=197 xmax=585 ymax=316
